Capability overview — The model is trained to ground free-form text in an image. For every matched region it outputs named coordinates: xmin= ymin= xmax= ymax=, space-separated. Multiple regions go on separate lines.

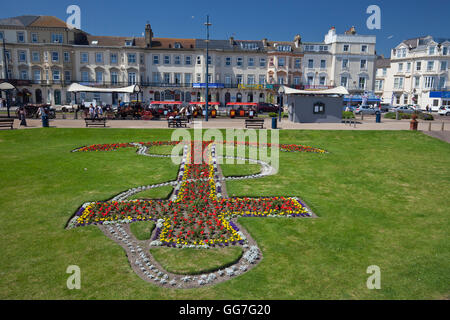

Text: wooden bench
xmin=245 ymin=119 xmax=264 ymax=129
xmin=0 ymin=118 xmax=14 ymax=130
xmin=168 ymin=118 xmax=189 ymax=128
xmin=85 ymin=118 xmax=107 ymax=127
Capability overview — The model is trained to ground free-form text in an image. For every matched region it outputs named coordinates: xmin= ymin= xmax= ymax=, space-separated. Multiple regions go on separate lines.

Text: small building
xmin=279 ymin=85 xmax=348 ymax=123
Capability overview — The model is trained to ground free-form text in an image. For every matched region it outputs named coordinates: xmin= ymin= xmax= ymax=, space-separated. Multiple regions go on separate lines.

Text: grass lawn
xmin=129 ymin=221 xmax=155 ymax=241
xmin=0 ymin=128 xmax=449 ymax=299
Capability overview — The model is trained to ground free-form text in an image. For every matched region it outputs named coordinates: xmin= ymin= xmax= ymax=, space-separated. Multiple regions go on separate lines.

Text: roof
xmin=279 ymin=85 xmax=349 ymax=95
xmin=67 ymin=83 xmax=140 ymax=93
xmin=375 ymin=56 xmax=391 ymax=69
xmin=86 ymin=35 xmax=195 ymax=49
xmin=0 ymin=15 xmax=39 ymax=27
xmin=28 ymin=16 xmax=69 ymax=28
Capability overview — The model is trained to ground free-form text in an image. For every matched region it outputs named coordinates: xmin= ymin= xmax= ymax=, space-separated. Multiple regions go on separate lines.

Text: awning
xmin=150 ymin=101 xmax=183 ymax=105
xmin=0 ymin=82 xmax=15 ymax=90
xmin=189 ymin=101 xmax=220 ymax=105
xmin=226 ymin=102 xmax=258 ymax=106
xmin=279 ymin=85 xmax=349 ymax=95
xmin=67 ymin=83 xmax=141 ymax=93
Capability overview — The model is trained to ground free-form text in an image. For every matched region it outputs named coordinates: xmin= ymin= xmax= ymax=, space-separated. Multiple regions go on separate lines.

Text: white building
xmin=377 ymin=36 xmax=450 ymax=110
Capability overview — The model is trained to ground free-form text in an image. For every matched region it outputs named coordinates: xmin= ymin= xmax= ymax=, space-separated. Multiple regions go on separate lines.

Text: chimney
xmin=294 ymin=34 xmax=301 ymax=47
xmin=145 ymin=22 xmax=153 ymax=48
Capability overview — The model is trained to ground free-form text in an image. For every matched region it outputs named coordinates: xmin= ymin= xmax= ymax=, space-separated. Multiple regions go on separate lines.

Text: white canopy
xmin=0 ymin=82 xmax=15 ymax=90
xmin=279 ymin=85 xmax=349 ymax=96
xmin=67 ymin=83 xmax=141 ymax=93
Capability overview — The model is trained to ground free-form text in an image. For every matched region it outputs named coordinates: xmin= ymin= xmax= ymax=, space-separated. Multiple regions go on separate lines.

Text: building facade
xmin=0 ymin=16 xmax=377 ymax=107
xmin=376 ymin=36 xmax=450 ymax=109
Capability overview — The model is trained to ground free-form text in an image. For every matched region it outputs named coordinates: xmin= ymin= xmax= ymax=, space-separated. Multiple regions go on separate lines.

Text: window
xmin=174 ymin=55 xmax=181 ymax=65
xmin=81 ymin=52 xmax=88 ymax=63
xmin=18 ymin=50 xmax=26 ymax=62
xmin=174 ymin=73 xmax=181 ymax=84
xmin=125 ymin=40 xmax=133 ymax=46
xmin=440 ymin=61 xmax=447 ymax=71
xmin=111 ymin=71 xmax=118 ymax=84
xmin=278 ymin=57 xmax=285 ymax=67
xmin=128 ymin=53 xmax=136 ymax=64
xmin=33 ymin=70 xmax=41 ymax=82
xmin=32 ymin=51 xmax=40 ymax=62
xmin=153 ymin=55 xmax=159 ymax=65
xmin=342 ymin=59 xmax=349 ymax=69
xmin=308 ymin=59 xmax=314 ymax=68
xmin=128 ymin=72 xmax=136 ymax=85
xmin=248 ymin=57 xmax=254 ymax=67
xmin=225 ymin=75 xmax=232 ymax=85
xmin=225 ymin=57 xmax=231 ymax=66
xmin=359 ymin=77 xmax=366 ymax=89
xmin=110 ymin=53 xmax=118 ymax=64
xmin=17 ymin=31 xmax=25 ymax=43
xmin=313 ymin=102 xmax=325 ymax=114
xmin=361 ymin=45 xmax=368 ymax=53
xmin=64 ymin=71 xmax=71 ymax=82
xmin=360 ymin=59 xmax=367 ymax=69
xmin=307 ymin=76 xmax=314 ymax=85
xmin=51 ymin=33 xmax=63 ymax=43
xmin=406 ymin=62 xmax=411 ymax=72
xmin=414 ymin=76 xmax=420 ymax=88
xmin=185 ymin=56 xmax=191 ymax=65
xmin=52 ymin=70 xmax=60 ymax=81
xmin=319 ymin=76 xmax=326 ymax=85
xmin=96 ymin=71 xmax=103 ymax=83
xmin=196 ymin=56 xmax=202 ymax=65
xmin=216 ymin=56 xmax=221 ymax=66
xmin=320 ymin=60 xmax=326 ymax=69
xmin=394 ymin=77 xmax=404 ymax=89
xmin=163 ymin=73 xmax=170 ymax=84
xmin=428 ymin=46 xmax=435 ymax=55
xmin=319 ymin=45 xmax=328 ymax=51
xmin=64 ymin=52 xmax=70 ymax=62
xmin=375 ymin=79 xmax=384 ymax=91
xmin=196 ymin=73 xmax=201 ymax=82
xmin=383 ymin=68 xmax=387 ymax=76
xmin=95 ymin=53 xmax=103 ymax=63
xmin=174 ymin=42 xmax=181 ymax=49
xmin=184 ymin=73 xmax=191 ymax=84
xmin=416 ymin=61 xmax=422 ymax=71
xmin=81 ymin=71 xmax=89 ymax=82
xmin=20 ymin=70 xmax=28 ymax=80
xmin=237 ymin=57 xmax=243 ymax=66
xmin=31 ymin=33 xmax=38 ymax=43
xmin=438 ymin=77 xmax=446 ymax=89
xmin=443 ymin=47 xmax=448 ymax=55
xmin=0 ymin=31 xmax=3 ymax=40
xmin=398 ymin=63 xmax=403 ymax=72
xmin=424 ymin=76 xmax=435 ymax=89
xmin=260 ymin=58 xmax=266 ymax=67
xmin=236 ymin=74 xmax=243 ymax=84
xmin=294 ymin=76 xmax=301 ymax=85
xmin=404 ymin=95 xmax=408 ymax=104
xmin=343 ymin=44 xmax=349 ymax=52
xmin=51 ymin=51 xmax=59 ymax=62
xmin=341 ymin=76 xmax=348 ymax=87
xmin=207 ymin=56 xmax=211 ymax=65
xmin=294 ymin=59 xmax=301 ymax=69
xmin=277 ymin=76 xmax=285 ymax=84
xmin=259 ymin=75 xmax=266 ymax=84
xmin=247 ymin=75 xmax=255 ymax=85
xmin=427 ymin=61 xmax=434 ymax=71
xmin=277 ymin=45 xmax=291 ymax=52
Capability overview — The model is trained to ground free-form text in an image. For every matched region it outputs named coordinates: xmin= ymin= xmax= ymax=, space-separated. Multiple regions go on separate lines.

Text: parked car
xmin=391 ymin=106 xmax=416 ymax=114
xmin=257 ymin=103 xmax=279 ymax=113
xmin=379 ymin=104 xmax=393 ymax=112
xmin=438 ymin=106 xmax=450 ymax=116
xmin=354 ymin=105 xmax=377 ymax=115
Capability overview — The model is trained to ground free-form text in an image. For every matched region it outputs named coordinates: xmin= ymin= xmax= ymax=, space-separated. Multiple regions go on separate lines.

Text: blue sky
xmin=3 ymin=0 xmax=449 ymax=57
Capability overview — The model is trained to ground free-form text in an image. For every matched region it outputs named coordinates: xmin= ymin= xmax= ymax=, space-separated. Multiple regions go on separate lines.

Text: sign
xmin=192 ymin=83 xmax=224 ymax=89
xmin=430 ymin=91 xmax=450 ymax=99
xmin=238 ymin=84 xmax=263 ymax=90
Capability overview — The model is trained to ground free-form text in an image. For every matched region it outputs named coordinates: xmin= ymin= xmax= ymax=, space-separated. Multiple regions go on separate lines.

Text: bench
xmin=245 ymin=119 xmax=264 ymax=129
xmin=85 ymin=118 xmax=107 ymax=127
xmin=0 ymin=118 xmax=14 ymax=130
xmin=168 ymin=118 xmax=188 ymax=128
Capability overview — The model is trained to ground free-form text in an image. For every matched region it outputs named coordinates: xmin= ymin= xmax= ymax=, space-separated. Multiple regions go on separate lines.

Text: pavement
xmin=7 ymin=115 xmax=450 ymax=133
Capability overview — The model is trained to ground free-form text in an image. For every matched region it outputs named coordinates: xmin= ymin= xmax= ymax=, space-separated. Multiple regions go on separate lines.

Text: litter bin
xmin=271 ymin=117 xmax=277 ymax=129
xmin=42 ymin=116 xmax=49 ymax=127
xmin=375 ymin=111 xmax=381 ymax=123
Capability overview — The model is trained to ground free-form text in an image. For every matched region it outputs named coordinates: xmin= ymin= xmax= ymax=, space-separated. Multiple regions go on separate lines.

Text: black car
xmin=257 ymin=103 xmax=279 ymax=113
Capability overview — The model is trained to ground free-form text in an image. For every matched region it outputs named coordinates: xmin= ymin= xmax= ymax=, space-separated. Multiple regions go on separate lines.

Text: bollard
xmin=428 ymin=122 xmax=431 ymax=131
xmin=442 ymin=122 xmax=445 ymax=131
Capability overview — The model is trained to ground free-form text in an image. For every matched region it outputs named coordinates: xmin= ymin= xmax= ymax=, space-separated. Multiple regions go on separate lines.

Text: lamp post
xmin=204 ymin=15 xmax=211 ymax=122
xmin=2 ymin=37 xmax=10 ymax=118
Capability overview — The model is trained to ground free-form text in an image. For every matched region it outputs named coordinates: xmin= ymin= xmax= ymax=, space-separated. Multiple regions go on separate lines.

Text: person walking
xmin=97 ymin=105 xmax=103 ymax=119
xmin=19 ymin=106 xmax=27 ymax=126
xmin=38 ymin=105 xmax=48 ymax=127
xmin=89 ymin=104 xmax=95 ymax=119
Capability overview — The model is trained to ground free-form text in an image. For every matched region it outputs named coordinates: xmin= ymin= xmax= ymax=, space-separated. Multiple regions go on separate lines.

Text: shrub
xmin=418 ymin=113 xmax=434 ymax=121
xmin=384 ymin=112 xmax=411 ymax=119
xmin=268 ymin=112 xmax=278 ymax=117
xmin=342 ymin=111 xmax=355 ymax=119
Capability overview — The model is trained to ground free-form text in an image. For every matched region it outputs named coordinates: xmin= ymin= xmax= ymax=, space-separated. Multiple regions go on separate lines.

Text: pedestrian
xmin=186 ymin=107 xmax=191 ymax=123
xmin=38 ymin=105 xmax=48 ymax=127
xmin=89 ymin=104 xmax=95 ymax=119
xmin=96 ymin=105 xmax=103 ymax=119
xmin=19 ymin=106 xmax=27 ymax=126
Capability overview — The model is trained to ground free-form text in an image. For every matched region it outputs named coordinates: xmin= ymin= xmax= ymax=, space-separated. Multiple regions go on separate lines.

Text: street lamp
xmin=204 ymin=15 xmax=211 ymax=122
xmin=2 ymin=37 xmax=11 ymax=118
